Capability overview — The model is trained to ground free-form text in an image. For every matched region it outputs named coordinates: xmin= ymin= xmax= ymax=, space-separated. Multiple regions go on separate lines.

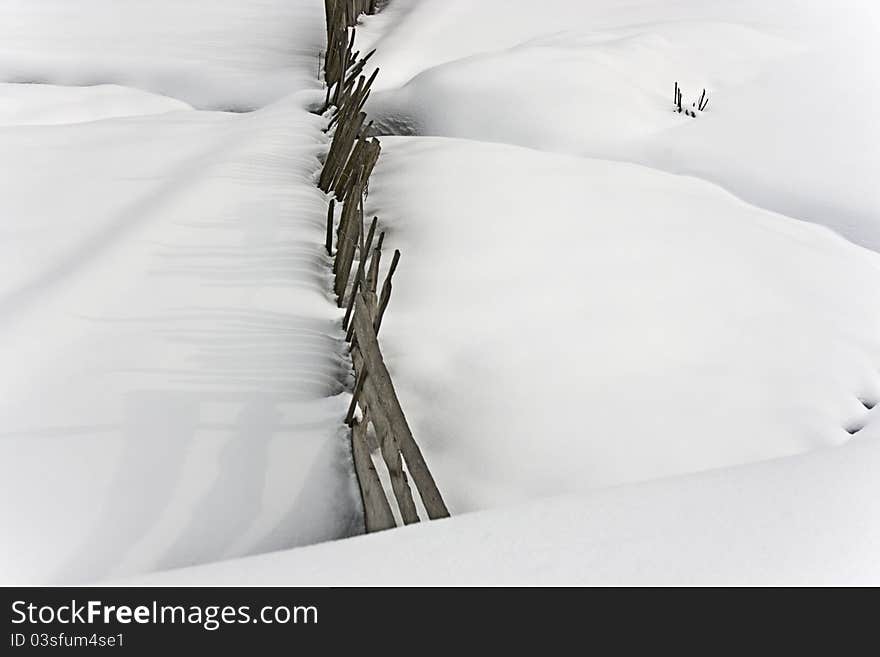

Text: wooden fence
xmin=320 ymin=0 xmax=450 ymax=532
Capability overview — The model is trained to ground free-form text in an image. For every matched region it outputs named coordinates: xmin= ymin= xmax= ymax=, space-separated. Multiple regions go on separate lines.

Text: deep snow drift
xmin=363 ymin=136 xmax=880 ymax=512
xmin=4 ymin=0 xmax=880 ymax=586
xmin=0 ymin=86 xmax=362 ymax=584
xmin=358 ymin=0 xmax=880 ymax=251
xmin=0 ymin=0 xmax=365 ymax=583
xmin=133 ymin=421 xmax=880 ymax=586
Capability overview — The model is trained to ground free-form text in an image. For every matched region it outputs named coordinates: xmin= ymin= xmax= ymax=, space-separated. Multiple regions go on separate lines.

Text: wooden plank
xmin=351 ymin=415 xmax=397 ymax=533
xmin=374 ymin=248 xmax=399 ymax=335
xmin=334 ymin=184 xmax=361 ymax=271
xmin=334 ymin=28 xmax=356 ymax=106
xmin=348 ymin=231 xmax=383 ymax=341
xmin=366 ymin=235 xmax=382 ymax=293
xmin=345 ymin=368 xmax=369 ymax=425
xmin=351 ymin=345 xmax=421 ymax=525
xmin=328 ymin=54 xmax=376 ymax=126
xmin=350 ymin=284 xmax=419 ymax=524
xmin=319 ymin=111 xmax=365 ymax=192
xmin=333 ymin=134 xmax=366 ymax=199
xmin=342 ymin=216 xmax=378 ymax=330
xmin=340 ymin=51 xmax=377 ymax=97
xmin=330 ymin=109 xmax=365 ymax=178
xmin=376 ymin=412 xmax=421 ymax=525
xmin=352 ymin=293 xmax=450 ymax=519
xmin=334 ymin=174 xmax=363 ymax=302
xmin=325 ymin=199 xmax=335 ymax=256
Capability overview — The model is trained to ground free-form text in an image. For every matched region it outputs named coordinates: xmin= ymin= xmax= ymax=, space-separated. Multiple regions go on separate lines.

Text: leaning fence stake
xmin=346 ymin=262 xmax=370 ymax=344
xmin=343 ymin=217 xmax=378 ymax=331
xmin=351 ymin=412 xmax=397 ymax=533
xmin=374 ymin=249 xmax=401 ymax=335
xmin=325 ymin=199 xmax=336 ymax=255
xmin=346 ymin=368 xmax=369 ymax=426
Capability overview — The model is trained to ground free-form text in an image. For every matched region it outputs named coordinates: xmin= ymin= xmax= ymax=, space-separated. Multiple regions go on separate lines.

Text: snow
xmin=0 ymin=0 xmax=326 ymax=110
xmin=361 ymin=136 xmax=880 ymax=513
xmin=0 ymin=83 xmax=191 ymax=126
xmin=0 ymin=9 xmax=363 ymax=582
xmin=131 ymin=422 xmax=880 ymax=586
xmin=4 ymin=0 xmax=880 ymax=586
xmin=358 ymin=0 xmax=880 ymax=251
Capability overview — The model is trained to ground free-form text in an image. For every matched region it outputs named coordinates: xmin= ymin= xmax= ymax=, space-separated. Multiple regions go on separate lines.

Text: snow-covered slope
xmin=0 ymin=86 xmax=363 ymax=584
xmin=359 ymin=0 xmax=880 ymax=251
xmin=132 ymin=424 xmax=880 ymax=586
xmin=0 ymin=87 xmax=362 ymax=584
xmin=4 ymin=0 xmax=879 ymax=587
xmin=362 ymin=136 xmax=880 ymax=513
xmin=0 ymin=0 xmax=326 ymax=109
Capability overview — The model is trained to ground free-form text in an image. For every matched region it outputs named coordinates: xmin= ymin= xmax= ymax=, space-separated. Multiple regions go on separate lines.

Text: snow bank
xmin=360 ymin=136 xmax=880 ymax=513
xmin=365 ymin=22 xmax=799 ymax=151
xmin=356 ymin=0 xmax=819 ymax=92
xmin=0 ymin=83 xmax=191 ymax=126
xmin=0 ymin=89 xmax=361 ymax=584
xmin=0 ymin=0 xmax=326 ymax=109
xmin=132 ymin=424 xmax=880 ymax=586
xmin=359 ymin=0 xmax=880 ymax=250
xmin=6 ymin=0 xmax=878 ymax=587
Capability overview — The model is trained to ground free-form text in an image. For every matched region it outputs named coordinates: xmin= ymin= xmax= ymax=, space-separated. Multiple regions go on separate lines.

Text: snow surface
xmin=4 ymin=0 xmax=880 ymax=586
xmin=362 ymin=136 xmax=880 ymax=513
xmin=0 ymin=0 xmax=327 ymax=110
xmin=132 ymin=422 xmax=880 ymax=586
xmin=0 ymin=83 xmax=191 ymax=126
xmin=358 ymin=0 xmax=880 ymax=251
xmin=0 ymin=7 xmax=365 ymax=583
